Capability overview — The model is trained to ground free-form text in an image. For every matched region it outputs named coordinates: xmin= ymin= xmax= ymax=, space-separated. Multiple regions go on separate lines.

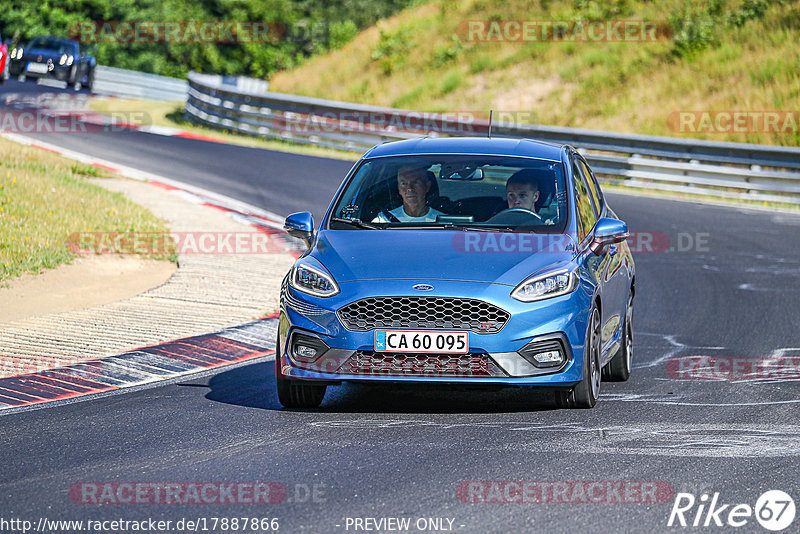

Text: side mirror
xmin=284 ymin=211 xmax=314 ymax=248
xmin=590 ymin=217 xmax=628 ymax=254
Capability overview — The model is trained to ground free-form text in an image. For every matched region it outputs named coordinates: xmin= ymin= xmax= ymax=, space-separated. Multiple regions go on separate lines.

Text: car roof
xmin=364 ymin=136 xmax=565 ymax=162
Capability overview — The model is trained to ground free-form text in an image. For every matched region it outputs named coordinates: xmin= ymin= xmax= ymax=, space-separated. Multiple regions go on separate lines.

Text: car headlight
xmin=67 ymin=55 xmax=74 ymax=66
xmin=10 ymin=48 xmax=18 ymax=59
xmin=511 ymin=269 xmax=578 ymax=302
xmin=289 ymin=260 xmax=339 ymax=297
xmin=59 ymin=54 xmax=67 ymax=65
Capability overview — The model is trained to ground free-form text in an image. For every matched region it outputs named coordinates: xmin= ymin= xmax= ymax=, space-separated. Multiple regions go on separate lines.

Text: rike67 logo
xmin=668 ymin=490 xmax=795 ymax=531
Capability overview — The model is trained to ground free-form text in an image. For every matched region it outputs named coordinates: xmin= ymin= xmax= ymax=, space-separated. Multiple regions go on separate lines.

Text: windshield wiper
xmin=388 ymin=223 xmax=513 ymax=232
xmin=445 ymin=224 xmax=513 ymax=232
xmin=330 ymin=217 xmax=381 ymax=230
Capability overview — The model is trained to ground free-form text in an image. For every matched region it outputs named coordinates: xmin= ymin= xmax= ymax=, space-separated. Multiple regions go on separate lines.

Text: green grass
xmin=0 ymin=137 xmax=175 ymax=283
xmin=269 ymin=0 xmax=800 ymax=147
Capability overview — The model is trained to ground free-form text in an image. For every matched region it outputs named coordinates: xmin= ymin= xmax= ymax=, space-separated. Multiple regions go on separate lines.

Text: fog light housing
xmin=518 ymin=338 xmax=567 ymax=368
xmin=532 ymin=350 xmax=561 ymax=364
xmin=289 ymin=332 xmax=329 ymax=363
xmin=295 ymin=345 xmax=318 ymax=359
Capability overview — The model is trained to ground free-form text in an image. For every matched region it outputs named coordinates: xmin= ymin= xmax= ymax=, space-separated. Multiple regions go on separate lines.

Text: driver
xmin=373 ymin=165 xmax=445 ymax=223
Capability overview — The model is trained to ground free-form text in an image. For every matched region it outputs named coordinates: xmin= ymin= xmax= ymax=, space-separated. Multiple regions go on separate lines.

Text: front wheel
xmin=275 ymin=337 xmax=326 ymax=408
xmin=555 ymin=306 xmax=601 ymax=409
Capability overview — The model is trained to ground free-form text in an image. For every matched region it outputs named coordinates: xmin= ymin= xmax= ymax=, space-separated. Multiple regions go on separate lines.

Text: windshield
xmin=28 ymin=38 xmax=77 ymax=54
xmin=329 ymin=154 xmax=568 ymax=232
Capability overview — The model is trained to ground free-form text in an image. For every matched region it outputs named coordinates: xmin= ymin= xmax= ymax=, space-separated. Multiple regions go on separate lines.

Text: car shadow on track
xmin=199 ymin=360 xmax=560 ymax=414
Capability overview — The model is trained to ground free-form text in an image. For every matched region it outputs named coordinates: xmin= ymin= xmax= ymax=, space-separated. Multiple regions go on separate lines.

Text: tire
xmin=555 ymin=306 xmax=601 ymax=409
xmin=603 ymin=293 xmax=633 ymax=382
xmin=275 ymin=335 xmax=326 ymax=408
xmin=85 ymin=68 xmax=95 ymax=92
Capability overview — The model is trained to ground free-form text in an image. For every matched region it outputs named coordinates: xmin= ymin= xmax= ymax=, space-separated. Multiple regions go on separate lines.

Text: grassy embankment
xmin=0 ymin=137 xmax=174 ymax=283
xmin=270 ymin=0 xmax=800 ymax=147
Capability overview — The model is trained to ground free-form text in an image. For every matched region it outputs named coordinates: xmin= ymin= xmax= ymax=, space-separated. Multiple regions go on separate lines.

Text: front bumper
xmin=10 ymin=60 xmax=72 ymax=80
xmin=278 ymin=278 xmax=592 ymax=387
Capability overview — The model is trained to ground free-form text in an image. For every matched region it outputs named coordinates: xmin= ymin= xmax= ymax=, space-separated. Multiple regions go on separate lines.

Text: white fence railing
xmin=183 ymin=70 xmax=800 ymax=204
xmin=93 ymin=66 xmax=188 ymax=101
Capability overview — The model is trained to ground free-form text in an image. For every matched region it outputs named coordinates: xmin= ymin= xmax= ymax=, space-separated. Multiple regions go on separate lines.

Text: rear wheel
xmin=555 ymin=306 xmax=601 ymax=409
xmin=275 ymin=335 xmax=326 ymax=408
xmin=603 ymin=293 xmax=633 ymax=382
xmin=85 ymin=68 xmax=95 ymax=92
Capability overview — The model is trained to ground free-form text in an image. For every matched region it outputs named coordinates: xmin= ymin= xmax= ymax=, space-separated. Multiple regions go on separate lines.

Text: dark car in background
xmin=0 ymin=32 xmax=8 ymax=83
xmin=9 ymin=36 xmax=95 ymax=91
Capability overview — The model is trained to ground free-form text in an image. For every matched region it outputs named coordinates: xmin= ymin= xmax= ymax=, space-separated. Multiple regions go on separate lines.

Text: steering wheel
xmin=486 ymin=208 xmax=544 ymax=225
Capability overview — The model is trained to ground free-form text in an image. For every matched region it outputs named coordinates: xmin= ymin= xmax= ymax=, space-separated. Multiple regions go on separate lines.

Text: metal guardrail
xmin=185 ymin=70 xmax=800 ymax=204
xmin=93 ymin=66 xmax=187 ymax=101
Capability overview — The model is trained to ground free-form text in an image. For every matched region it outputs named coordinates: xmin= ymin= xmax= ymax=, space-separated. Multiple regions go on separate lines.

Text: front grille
xmin=337 ymin=296 xmax=509 ymax=334
xmin=338 ymin=351 xmax=506 ymax=378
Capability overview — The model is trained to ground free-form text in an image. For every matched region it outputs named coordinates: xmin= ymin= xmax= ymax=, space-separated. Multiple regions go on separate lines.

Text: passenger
xmin=498 ymin=169 xmax=554 ymax=224
xmin=505 ymin=169 xmax=541 ymax=211
xmin=373 ymin=165 xmax=445 ymax=223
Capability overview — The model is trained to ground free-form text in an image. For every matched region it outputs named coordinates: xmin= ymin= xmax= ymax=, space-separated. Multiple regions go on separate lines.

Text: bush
xmin=371 ymin=27 xmax=415 ymax=75
xmin=0 ymin=0 xmax=416 ymax=79
xmin=669 ymin=2 xmax=720 ymax=59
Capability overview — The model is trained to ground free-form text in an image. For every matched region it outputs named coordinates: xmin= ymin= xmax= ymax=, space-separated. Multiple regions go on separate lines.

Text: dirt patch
xmin=0 ymin=255 xmax=176 ymax=323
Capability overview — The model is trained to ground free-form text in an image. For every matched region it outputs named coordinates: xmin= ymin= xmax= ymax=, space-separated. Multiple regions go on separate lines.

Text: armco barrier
xmin=184 ymin=70 xmax=800 ymax=204
xmin=93 ymin=65 xmax=188 ymax=101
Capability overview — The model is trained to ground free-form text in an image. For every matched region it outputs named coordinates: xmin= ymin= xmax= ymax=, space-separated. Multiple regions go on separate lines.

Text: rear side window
xmin=572 ymin=159 xmax=598 ymax=242
xmin=576 ymin=158 xmax=603 ymax=216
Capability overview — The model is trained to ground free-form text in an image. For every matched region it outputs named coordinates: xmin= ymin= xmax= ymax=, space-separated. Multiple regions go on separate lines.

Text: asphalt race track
xmin=2 ymin=80 xmax=800 ymax=533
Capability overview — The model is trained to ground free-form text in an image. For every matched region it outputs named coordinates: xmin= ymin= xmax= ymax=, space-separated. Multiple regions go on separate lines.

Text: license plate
xmin=374 ymin=330 xmax=468 ymax=353
xmin=26 ymin=63 xmax=48 ymax=74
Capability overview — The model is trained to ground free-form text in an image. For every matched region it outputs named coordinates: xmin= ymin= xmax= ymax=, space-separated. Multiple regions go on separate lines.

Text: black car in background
xmin=9 ymin=36 xmax=96 ymax=91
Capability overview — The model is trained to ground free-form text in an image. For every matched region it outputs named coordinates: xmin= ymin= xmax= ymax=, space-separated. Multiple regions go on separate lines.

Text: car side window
xmin=576 ymin=159 xmax=603 ymax=216
xmin=572 ymin=159 xmax=597 ymax=243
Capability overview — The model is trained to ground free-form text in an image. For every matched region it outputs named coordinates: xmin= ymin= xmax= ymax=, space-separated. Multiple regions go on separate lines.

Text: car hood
xmin=311 ymin=229 xmax=576 ymax=286
xmin=26 ymin=48 xmax=68 ymax=60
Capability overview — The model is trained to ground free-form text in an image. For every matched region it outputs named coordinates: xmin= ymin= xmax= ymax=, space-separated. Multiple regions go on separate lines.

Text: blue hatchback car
xmin=276 ymin=137 xmax=635 ymax=409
